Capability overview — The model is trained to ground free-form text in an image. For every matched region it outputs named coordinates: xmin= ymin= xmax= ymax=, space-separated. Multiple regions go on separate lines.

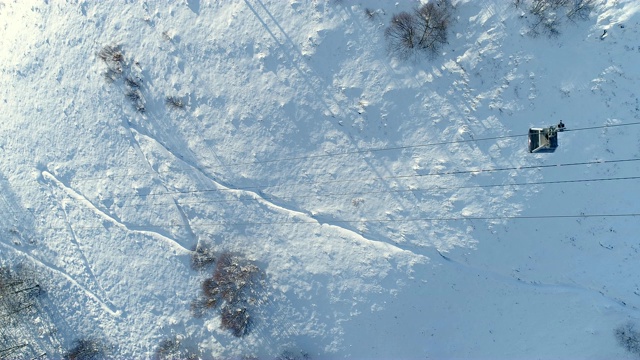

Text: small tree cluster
xmin=191 ymin=252 xmax=261 ymax=337
xmin=0 ymin=265 xmax=48 ymax=359
xmin=98 ymin=44 xmax=146 ymax=112
xmin=63 ymin=338 xmax=107 ymax=360
xmin=615 ymin=322 xmax=640 ymax=356
xmin=385 ymin=0 xmax=452 ymax=60
xmin=516 ymin=0 xmax=595 ymax=37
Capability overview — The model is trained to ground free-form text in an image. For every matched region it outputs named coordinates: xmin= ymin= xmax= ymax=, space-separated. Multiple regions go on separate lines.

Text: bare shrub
xmin=63 ymin=338 xmax=106 ymax=360
xmin=98 ymin=45 xmax=123 ymax=78
xmin=98 ymin=45 xmax=123 ymax=63
xmin=566 ymin=0 xmax=595 ymax=20
xmin=190 ymin=242 xmax=216 ymax=270
xmin=154 ymin=336 xmax=202 ymax=360
xmin=213 ymin=253 xmax=259 ymax=304
xmin=201 ymin=278 xmax=219 ymax=299
xmin=364 ymin=8 xmax=376 ymax=20
xmin=190 ymin=252 xmax=261 ymax=337
xmin=189 ymin=296 xmax=217 ymax=319
xmin=165 ymin=96 xmax=185 ymax=110
xmin=154 ymin=337 xmax=180 ymax=360
xmin=126 ymin=89 xmax=146 ymax=113
xmin=520 ymin=0 xmax=594 ymax=36
xmin=125 ymin=76 xmax=141 ymax=88
xmin=615 ymin=322 xmax=640 ymax=356
xmin=277 ymin=350 xmax=311 ymax=360
xmin=220 ymin=307 xmax=250 ymax=337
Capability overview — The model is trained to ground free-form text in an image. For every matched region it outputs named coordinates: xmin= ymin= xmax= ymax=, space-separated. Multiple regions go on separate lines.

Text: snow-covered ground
xmin=1 ymin=0 xmax=640 ymax=358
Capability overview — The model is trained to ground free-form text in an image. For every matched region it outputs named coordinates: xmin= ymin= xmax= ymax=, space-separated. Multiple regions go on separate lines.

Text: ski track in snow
xmin=41 ymin=170 xmax=192 ymax=255
xmin=57 ymin=196 xmax=117 ymax=314
xmin=131 ymin=128 xmax=421 ymax=259
xmin=0 ymin=241 xmax=121 ymax=317
xmin=435 ymin=249 xmax=639 ymax=314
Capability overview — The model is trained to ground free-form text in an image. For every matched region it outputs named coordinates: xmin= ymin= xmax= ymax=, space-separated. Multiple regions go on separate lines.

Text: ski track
xmin=435 ymin=249 xmax=639 ymax=314
xmin=58 ymin=197 xmax=116 ymax=313
xmin=132 ymin=129 xmax=421 ymax=259
xmin=0 ymin=241 xmax=121 ymax=317
xmin=41 ymin=170 xmax=192 ymax=255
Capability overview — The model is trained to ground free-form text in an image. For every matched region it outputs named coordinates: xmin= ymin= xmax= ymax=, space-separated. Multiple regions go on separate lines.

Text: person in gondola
xmin=557 ymin=120 xmax=565 ymax=132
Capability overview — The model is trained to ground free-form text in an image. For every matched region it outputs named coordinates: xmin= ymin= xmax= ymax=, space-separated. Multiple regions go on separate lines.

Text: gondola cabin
xmin=528 ymin=121 xmax=565 ymax=153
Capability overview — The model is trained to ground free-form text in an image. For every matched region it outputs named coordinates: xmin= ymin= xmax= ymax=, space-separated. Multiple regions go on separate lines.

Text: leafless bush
xmin=385 ymin=1 xmax=452 ymax=60
xmin=126 ymin=89 xmax=146 ymax=113
xmin=220 ymin=307 xmax=250 ymax=337
xmin=190 ymin=242 xmax=216 ymax=271
xmin=277 ymin=350 xmax=311 ymax=360
xmin=213 ymin=253 xmax=259 ymax=304
xmin=98 ymin=45 xmax=123 ymax=78
xmin=615 ymin=322 xmax=640 ymax=356
xmin=191 ymin=252 xmax=261 ymax=337
xmin=189 ymin=296 xmax=217 ymax=319
xmin=364 ymin=8 xmax=376 ymax=20
xmin=566 ymin=0 xmax=595 ymax=20
xmin=125 ymin=76 xmax=140 ymax=88
xmin=154 ymin=337 xmax=202 ymax=360
xmin=520 ymin=0 xmax=595 ymax=36
xmin=165 ymin=96 xmax=185 ymax=110
xmin=63 ymin=338 xmax=106 ymax=360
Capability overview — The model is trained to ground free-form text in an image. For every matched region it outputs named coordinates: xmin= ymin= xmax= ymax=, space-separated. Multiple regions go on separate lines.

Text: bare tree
xmin=414 ymin=1 xmax=451 ymax=56
xmin=566 ymin=0 xmax=595 ymax=20
xmin=520 ymin=0 xmax=595 ymax=36
xmin=385 ymin=1 xmax=452 ymax=60
xmin=385 ymin=11 xmax=417 ymax=59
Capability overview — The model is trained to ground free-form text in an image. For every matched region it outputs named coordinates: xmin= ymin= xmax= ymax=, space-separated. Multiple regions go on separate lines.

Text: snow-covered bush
xmin=615 ymin=322 xmax=640 ymax=356
xmin=385 ymin=1 xmax=452 ymax=60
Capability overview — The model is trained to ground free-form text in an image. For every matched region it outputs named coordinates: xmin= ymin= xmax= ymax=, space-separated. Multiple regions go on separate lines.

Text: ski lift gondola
xmin=528 ymin=121 xmax=565 ymax=153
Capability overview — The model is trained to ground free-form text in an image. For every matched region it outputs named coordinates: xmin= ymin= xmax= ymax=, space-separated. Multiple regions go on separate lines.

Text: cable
xmin=12 ymin=120 xmax=640 ymax=187
xmin=111 ymin=175 xmax=640 ymax=209
xmin=101 ymin=157 xmax=640 ymax=201
xmin=197 ymin=121 xmax=640 ymax=167
xmin=60 ymin=212 xmax=640 ymax=231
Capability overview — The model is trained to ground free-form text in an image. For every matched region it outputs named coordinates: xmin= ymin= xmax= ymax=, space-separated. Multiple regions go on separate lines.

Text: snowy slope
xmin=1 ymin=0 xmax=640 ymax=358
